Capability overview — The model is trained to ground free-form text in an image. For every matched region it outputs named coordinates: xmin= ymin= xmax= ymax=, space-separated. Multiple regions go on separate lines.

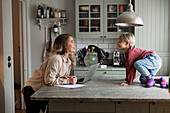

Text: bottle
xmin=46 ymin=6 xmax=50 ymax=18
xmin=41 ymin=6 xmax=44 ymax=18
xmin=43 ymin=6 xmax=47 ymax=18
xmin=53 ymin=24 xmax=58 ymax=33
xmin=50 ymin=7 xmax=53 ymax=18
xmin=37 ymin=5 xmax=41 ymax=18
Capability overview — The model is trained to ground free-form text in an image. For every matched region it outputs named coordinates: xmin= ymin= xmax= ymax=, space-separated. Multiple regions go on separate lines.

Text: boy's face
xmin=117 ymin=40 xmax=129 ymax=50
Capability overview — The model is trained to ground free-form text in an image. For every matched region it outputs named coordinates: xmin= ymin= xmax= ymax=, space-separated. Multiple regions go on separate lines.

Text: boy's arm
xmin=125 ymin=61 xmax=137 ymax=85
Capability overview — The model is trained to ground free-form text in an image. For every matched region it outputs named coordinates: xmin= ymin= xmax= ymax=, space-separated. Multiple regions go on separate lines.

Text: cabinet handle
xmin=103 ymin=72 xmax=107 ymax=74
xmin=117 ymin=101 xmax=121 ymax=104
xmin=152 ymin=102 xmax=155 ymax=104
xmin=104 ymin=36 xmax=106 ymax=38
xmin=100 ymin=36 xmax=103 ymax=38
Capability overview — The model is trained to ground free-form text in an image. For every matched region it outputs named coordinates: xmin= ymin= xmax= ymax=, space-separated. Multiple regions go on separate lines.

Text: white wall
xmin=29 ymin=0 xmax=75 ymax=74
xmin=135 ymin=0 xmax=170 ymax=75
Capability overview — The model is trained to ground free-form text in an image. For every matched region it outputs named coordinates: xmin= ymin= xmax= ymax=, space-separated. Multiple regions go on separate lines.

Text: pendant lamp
xmin=115 ymin=0 xmax=144 ymax=27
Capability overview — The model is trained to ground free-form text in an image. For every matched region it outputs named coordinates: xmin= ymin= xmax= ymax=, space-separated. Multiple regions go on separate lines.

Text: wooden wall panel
xmin=135 ymin=0 xmax=170 ymax=75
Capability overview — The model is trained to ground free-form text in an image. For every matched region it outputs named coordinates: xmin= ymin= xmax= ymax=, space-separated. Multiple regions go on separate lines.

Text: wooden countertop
xmin=31 ymin=75 xmax=170 ymax=102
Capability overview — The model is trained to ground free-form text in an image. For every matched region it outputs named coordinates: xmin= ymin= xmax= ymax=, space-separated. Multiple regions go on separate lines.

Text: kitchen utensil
xmin=113 ymin=51 xmax=120 ymax=66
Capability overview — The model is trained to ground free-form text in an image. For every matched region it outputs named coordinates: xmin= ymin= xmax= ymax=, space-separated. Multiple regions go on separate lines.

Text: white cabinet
xmin=75 ymin=0 xmax=134 ymax=38
xmin=74 ymin=70 xmax=125 ymax=76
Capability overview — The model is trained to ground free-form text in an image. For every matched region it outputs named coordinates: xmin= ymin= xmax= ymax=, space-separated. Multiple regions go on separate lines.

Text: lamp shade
xmin=115 ymin=11 xmax=144 ymax=26
xmin=115 ymin=3 xmax=144 ymax=27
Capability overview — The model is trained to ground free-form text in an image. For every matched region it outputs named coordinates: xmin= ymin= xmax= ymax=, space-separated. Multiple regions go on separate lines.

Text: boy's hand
xmin=120 ymin=82 xmax=128 ymax=86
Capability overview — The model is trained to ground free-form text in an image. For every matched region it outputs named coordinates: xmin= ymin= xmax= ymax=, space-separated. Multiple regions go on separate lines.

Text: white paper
xmin=54 ymin=84 xmax=86 ymax=88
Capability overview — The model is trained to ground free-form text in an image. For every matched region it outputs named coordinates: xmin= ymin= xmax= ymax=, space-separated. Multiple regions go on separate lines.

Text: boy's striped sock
xmin=154 ymin=77 xmax=167 ymax=88
xmin=145 ymin=74 xmax=151 ymax=79
xmin=145 ymin=75 xmax=155 ymax=88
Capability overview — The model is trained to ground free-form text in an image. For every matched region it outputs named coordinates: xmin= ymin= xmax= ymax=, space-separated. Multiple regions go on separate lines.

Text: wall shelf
xmin=36 ymin=18 xmax=67 ymax=30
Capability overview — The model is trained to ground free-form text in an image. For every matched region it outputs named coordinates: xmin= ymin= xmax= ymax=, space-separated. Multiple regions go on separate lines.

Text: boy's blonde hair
xmin=118 ymin=32 xmax=135 ymax=47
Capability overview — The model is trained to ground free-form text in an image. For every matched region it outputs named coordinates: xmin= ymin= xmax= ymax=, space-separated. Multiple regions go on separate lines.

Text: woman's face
xmin=66 ymin=36 xmax=76 ymax=54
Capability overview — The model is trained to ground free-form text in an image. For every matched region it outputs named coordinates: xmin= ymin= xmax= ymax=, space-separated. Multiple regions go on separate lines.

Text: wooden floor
xmin=15 ymin=109 xmax=26 ymax=113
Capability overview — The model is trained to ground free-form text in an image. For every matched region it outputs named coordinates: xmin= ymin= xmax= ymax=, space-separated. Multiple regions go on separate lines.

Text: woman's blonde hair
xmin=118 ymin=32 xmax=135 ymax=47
xmin=46 ymin=34 xmax=76 ymax=68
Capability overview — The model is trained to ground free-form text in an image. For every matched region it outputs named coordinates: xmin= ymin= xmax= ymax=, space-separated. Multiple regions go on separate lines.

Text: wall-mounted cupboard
xmin=75 ymin=0 xmax=134 ymax=38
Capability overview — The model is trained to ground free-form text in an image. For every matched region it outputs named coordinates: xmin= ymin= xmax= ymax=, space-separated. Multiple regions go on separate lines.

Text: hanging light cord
xmin=127 ymin=0 xmax=134 ymax=12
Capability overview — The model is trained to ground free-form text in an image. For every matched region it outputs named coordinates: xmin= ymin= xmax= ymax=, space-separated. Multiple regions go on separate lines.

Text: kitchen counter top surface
xmin=74 ymin=65 xmax=125 ymax=71
xmin=31 ymin=75 xmax=170 ymax=102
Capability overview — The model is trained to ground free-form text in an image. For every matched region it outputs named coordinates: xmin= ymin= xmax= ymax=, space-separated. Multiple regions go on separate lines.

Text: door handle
xmin=8 ymin=56 xmax=11 ymax=61
xmin=8 ymin=62 xmax=11 ymax=68
xmin=7 ymin=56 xmax=11 ymax=68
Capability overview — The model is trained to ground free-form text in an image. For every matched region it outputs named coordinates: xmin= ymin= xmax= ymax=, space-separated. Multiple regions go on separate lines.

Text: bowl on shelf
xmin=92 ymin=7 xmax=99 ymax=12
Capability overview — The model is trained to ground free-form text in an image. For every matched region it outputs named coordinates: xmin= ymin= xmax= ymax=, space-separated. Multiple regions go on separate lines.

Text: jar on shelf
xmin=84 ymin=20 xmax=88 ymax=26
xmin=54 ymin=8 xmax=61 ymax=18
xmin=61 ymin=10 xmax=66 ymax=18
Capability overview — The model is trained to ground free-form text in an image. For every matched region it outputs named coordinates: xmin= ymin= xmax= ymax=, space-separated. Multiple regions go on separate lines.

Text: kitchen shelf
xmin=36 ymin=18 xmax=67 ymax=30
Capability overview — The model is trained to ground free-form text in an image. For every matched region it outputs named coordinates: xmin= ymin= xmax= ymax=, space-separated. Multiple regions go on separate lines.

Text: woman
xmin=22 ymin=34 xmax=77 ymax=113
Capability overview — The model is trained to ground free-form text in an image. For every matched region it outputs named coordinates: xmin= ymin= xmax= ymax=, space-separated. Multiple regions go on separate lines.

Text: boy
xmin=117 ymin=33 xmax=166 ymax=88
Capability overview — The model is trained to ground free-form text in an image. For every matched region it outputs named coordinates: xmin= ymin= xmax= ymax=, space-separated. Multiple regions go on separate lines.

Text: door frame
xmin=19 ymin=0 xmax=31 ymax=109
xmin=0 ymin=0 xmax=15 ymax=112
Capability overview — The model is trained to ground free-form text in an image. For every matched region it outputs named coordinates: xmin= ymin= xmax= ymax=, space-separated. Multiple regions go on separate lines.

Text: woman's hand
xmin=120 ymin=82 xmax=128 ymax=86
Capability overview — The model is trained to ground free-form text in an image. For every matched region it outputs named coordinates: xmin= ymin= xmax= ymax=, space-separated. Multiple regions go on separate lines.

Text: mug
xmin=109 ymin=5 xmax=116 ymax=12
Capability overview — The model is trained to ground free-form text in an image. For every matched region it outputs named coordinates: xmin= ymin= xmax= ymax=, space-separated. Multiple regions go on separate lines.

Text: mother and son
xmin=22 ymin=33 xmax=167 ymax=113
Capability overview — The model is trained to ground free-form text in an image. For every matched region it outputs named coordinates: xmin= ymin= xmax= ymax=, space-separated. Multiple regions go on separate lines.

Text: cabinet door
xmin=116 ymin=102 xmax=149 ymax=113
xmin=103 ymin=0 xmax=131 ymax=38
xmin=150 ymin=102 xmax=170 ymax=113
xmin=75 ymin=0 xmax=103 ymax=38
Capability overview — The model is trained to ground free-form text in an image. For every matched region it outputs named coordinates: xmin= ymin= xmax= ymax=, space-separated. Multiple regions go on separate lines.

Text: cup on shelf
xmin=119 ymin=5 xmax=124 ymax=12
xmin=108 ymin=5 xmax=116 ymax=12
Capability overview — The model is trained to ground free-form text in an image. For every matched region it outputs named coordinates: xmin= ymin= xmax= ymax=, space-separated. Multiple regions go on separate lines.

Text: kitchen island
xmin=31 ymin=76 xmax=170 ymax=113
